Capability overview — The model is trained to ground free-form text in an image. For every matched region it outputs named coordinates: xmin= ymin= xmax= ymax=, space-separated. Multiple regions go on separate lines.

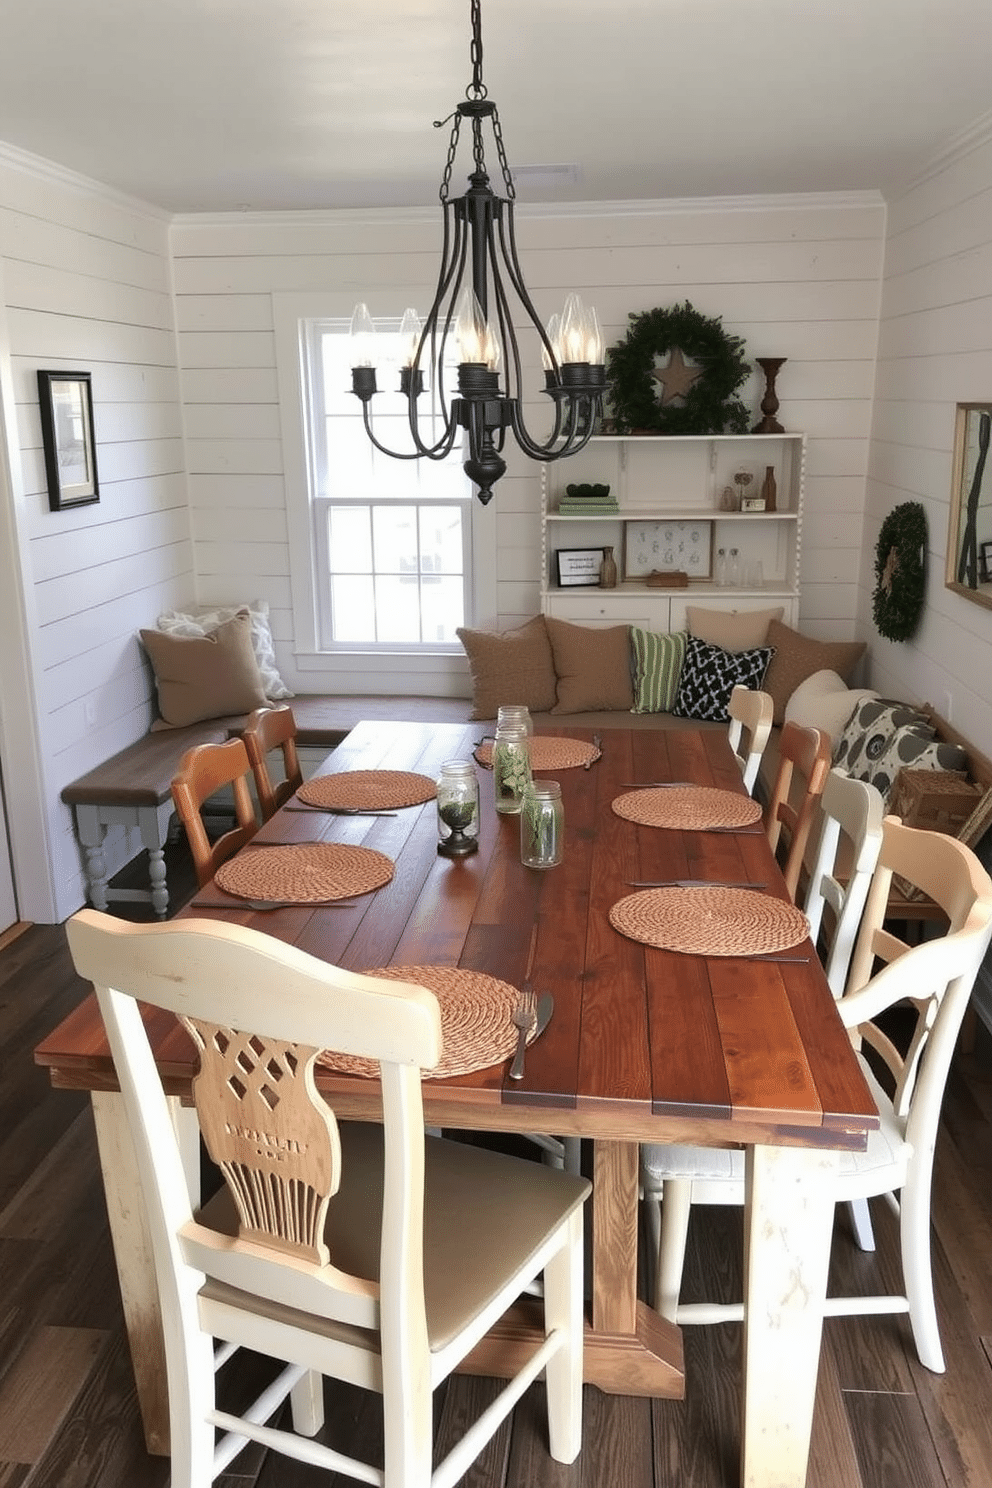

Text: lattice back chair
xmin=726 ymin=685 xmax=774 ymax=796
xmin=641 ymin=818 xmax=992 ymax=1372
xmin=242 ymin=705 xmax=303 ymax=821
xmin=764 ymin=721 xmax=832 ymax=900
xmin=171 ymin=738 xmax=259 ymax=889
xmin=66 ymin=910 xmax=590 ymax=1488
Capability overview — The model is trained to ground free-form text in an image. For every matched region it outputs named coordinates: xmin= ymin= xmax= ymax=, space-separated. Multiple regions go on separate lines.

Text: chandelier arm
xmin=358 ymin=403 xmax=432 ymax=461
xmin=496 ymin=202 xmax=562 ymax=378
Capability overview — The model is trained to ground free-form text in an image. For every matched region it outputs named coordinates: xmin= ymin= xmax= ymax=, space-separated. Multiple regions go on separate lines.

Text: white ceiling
xmin=1 ymin=0 xmax=991 ymax=213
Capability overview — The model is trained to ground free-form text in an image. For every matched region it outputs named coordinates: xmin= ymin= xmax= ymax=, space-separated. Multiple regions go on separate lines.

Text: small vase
xmin=761 ymin=465 xmax=777 ymax=512
xmin=600 ymin=546 xmax=618 ymax=588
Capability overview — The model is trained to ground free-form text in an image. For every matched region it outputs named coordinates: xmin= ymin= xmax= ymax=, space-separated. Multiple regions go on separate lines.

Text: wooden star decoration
xmin=881 ymin=546 xmax=900 ymax=594
xmin=651 ymin=347 xmax=702 ymax=406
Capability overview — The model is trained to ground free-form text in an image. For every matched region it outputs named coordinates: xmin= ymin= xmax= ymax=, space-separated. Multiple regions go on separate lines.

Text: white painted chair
xmin=804 ymin=769 xmax=886 ymax=999
xmin=641 ymin=817 xmax=992 ymax=1372
xmin=726 ymin=685 xmax=774 ymax=796
xmin=764 ymin=721 xmax=833 ymax=901
xmin=66 ymin=909 xmax=590 ymax=1488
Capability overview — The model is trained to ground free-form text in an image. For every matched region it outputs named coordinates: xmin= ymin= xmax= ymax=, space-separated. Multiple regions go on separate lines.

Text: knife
xmin=620 ymin=781 xmax=696 ymax=789
xmin=627 ymin=880 xmax=767 ymax=890
xmin=192 ymin=896 xmax=355 ymax=911
xmin=509 ymin=991 xmax=554 ymax=1080
xmin=284 ymin=804 xmax=398 ymax=816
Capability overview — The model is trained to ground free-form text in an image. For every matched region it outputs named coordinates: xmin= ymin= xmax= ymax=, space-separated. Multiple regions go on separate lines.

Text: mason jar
xmin=492 ymin=724 xmax=532 ymax=815
xmin=520 ymin=781 xmax=564 ymax=868
xmin=496 ymin=704 xmax=533 ymax=736
xmin=436 ymin=760 xmax=480 ymax=856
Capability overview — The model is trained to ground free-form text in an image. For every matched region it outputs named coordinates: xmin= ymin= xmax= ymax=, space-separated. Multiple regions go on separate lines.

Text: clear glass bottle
xmin=599 ymin=545 xmax=618 ymax=588
xmin=496 ymin=704 xmax=533 ymax=736
xmin=492 ymin=723 xmax=532 ymax=815
xmin=436 ymin=760 xmax=480 ymax=857
xmin=520 ymin=781 xmax=564 ymax=868
xmin=715 ymin=547 xmax=727 ymax=587
xmin=729 ymin=547 xmax=741 ymax=587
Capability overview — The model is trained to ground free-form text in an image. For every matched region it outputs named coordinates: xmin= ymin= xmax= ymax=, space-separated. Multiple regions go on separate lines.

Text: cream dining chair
xmin=66 ymin=909 xmax=590 ymax=1488
xmin=641 ymin=817 xmax=992 ymax=1372
xmin=242 ymin=704 xmax=303 ymax=821
xmin=804 ymin=768 xmax=886 ymax=999
xmin=726 ymin=685 xmax=774 ymax=796
xmin=171 ymin=738 xmax=259 ymax=888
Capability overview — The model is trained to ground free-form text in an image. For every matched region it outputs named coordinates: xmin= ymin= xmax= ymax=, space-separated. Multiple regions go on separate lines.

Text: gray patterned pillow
xmin=832 ymin=697 xmax=932 ymax=778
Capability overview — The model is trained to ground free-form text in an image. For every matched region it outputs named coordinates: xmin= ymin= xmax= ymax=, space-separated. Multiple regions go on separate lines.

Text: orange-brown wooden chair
xmin=764 ymin=721 xmax=832 ymax=901
xmin=242 ymin=705 xmax=303 ymax=821
xmin=171 ymin=738 xmax=259 ymax=888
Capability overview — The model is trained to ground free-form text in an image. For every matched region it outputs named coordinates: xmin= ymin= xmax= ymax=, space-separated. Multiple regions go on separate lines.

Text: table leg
xmin=91 ymin=1090 xmax=200 ymax=1457
xmin=741 ymin=1143 xmax=838 ymax=1488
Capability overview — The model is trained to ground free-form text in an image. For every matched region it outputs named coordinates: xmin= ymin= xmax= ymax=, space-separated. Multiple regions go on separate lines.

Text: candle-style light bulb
xmin=349 ymin=302 xmax=376 ymax=368
xmin=398 ymin=307 xmax=422 ymax=370
xmin=584 ymin=304 xmax=605 ymax=365
xmin=559 ymin=293 xmax=589 ymax=365
xmin=455 ymin=287 xmax=501 ymax=370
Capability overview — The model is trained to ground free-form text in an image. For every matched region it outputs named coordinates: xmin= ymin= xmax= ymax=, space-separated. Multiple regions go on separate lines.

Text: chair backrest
xmin=726 ymin=686 xmax=774 ymax=795
xmin=65 ymin=909 xmax=442 ymax=1336
xmin=803 ymin=768 xmax=885 ymax=997
xmin=764 ymin=721 xmax=832 ymax=900
xmin=837 ymin=817 xmax=992 ymax=1153
xmin=243 ymin=705 xmax=303 ymax=820
xmin=171 ymin=737 xmax=259 ymax=888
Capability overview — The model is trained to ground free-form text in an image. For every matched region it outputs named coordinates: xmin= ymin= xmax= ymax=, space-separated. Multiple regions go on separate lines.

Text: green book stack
xmin=557 ymin=482 xmax=619 ymax=514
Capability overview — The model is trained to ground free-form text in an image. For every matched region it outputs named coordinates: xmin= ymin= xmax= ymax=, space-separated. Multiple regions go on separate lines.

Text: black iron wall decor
xmin=37 ymin=370 xmax=99 ymax=511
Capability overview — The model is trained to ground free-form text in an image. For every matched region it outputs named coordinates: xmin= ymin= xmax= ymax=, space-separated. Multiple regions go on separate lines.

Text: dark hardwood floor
xmin=3 ymin=841 xmax=992 ymax=1487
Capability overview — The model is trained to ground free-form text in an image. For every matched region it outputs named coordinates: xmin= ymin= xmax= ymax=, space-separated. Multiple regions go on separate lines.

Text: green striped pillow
xmin=630 ymin=629 xmax=688 ymax=714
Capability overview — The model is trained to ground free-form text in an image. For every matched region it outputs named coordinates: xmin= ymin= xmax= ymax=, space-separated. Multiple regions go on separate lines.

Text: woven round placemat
xmin=612 ymin=786 xmax=762 ymax=831
xmin=297 ymin=770 xmax=437 ymax=811
xmin=610 ymin=887 xmax=809 ymax=956
xmin=316 ymin=965 xmax=532 ymax=1080
xmin=214 ymin=843 xmax=394 ymax=902
xmin=474 ymin=736 xmax=600 ymax=771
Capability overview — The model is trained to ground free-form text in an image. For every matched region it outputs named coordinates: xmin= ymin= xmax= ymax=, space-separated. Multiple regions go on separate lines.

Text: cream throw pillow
xmin=157 ymin=598 xmax=293 ymax=699
xmin=140 ymin=611 xmax=270 ymax=726
xmin=685 ymin=605 xmax=784 ymax=652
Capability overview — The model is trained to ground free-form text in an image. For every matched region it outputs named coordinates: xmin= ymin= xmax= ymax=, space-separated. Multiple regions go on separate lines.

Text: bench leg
xmin=83 ymin=838 xmax=110 ymax=911
xmin=138 ymin=807 xmax=171 ymax=920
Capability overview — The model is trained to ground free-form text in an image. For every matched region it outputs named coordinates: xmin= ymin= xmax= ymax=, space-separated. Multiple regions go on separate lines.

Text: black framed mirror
xmin=946 ymin=402 xmax=992 ymax=609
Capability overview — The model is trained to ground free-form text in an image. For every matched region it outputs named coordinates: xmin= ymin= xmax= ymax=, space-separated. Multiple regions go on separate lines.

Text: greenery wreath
xmin=872 ymin=501 xmax=927 ymax=642
xmin=605 ymin=301 xmax=750 ymax=435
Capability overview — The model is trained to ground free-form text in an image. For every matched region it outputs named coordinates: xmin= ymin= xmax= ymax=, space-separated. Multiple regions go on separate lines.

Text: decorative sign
xmin=555 ymin=548 xmax=604 ymax=587
xmin=625 ymin=520 xmax=713 ymax=580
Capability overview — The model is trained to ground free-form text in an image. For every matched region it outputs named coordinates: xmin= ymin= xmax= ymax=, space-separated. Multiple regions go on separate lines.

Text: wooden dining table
xmin=36 ymin=718 xmax=878 ymax=1488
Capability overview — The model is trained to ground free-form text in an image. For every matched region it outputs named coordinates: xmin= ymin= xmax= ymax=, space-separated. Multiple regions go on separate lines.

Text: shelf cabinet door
xmin=543 ymin=591 xmax=670 ymax=630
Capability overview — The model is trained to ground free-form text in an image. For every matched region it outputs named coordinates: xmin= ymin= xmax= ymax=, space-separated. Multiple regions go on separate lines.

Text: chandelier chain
xmin=438 ymin=112 xmax=462 ymax=204
xmin=468 ymin=0 xmax=486 ymax=99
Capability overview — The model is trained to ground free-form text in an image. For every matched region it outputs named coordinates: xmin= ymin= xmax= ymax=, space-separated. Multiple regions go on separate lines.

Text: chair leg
xmin=655 ymin=1179 xmax=692 ymax=1322
xmin=170 ymin=1332 xmax=219 ymax=1488
xmin=900 ymin=1170 xmax=945 ymax=1372
xmin=847 ymin=1196 xmax=876 ymax=1252
xmin=561 ymin=1137 xmax=582 ymax=1176
xmin=542 ymin=1209 xmax=584 ymax=1464
xmin=290 ymin=1370 xmax=325 ymax=1436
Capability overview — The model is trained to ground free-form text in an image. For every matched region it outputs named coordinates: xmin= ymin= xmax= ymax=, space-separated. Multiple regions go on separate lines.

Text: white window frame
xmin=274 ymin=292 xmax=497 ymax=682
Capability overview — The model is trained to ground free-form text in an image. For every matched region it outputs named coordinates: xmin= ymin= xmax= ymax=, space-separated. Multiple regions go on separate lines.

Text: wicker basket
xmin=889 ymin=768 xmax=982 ymax=835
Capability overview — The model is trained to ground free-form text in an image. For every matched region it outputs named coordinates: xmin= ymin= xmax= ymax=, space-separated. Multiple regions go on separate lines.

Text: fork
xmin=585 ymin=732 xmax=603 ymax=770
xmin=508 ymin=988 xmax=537 ymax=1079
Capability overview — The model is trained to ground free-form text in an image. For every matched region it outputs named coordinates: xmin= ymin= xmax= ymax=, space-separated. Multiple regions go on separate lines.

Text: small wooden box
xmin=644 ymin=569 xmax=689 ymax=588
xmin=890 ymin=768 xmax=982 ymax=835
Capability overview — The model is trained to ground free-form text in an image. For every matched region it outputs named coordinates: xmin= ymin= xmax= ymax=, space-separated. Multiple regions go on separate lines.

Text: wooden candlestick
xmin=753 ymin=357 xmax=787 ymax=433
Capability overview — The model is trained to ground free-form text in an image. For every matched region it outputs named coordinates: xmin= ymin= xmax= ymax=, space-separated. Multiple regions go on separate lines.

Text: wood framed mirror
xmin=946 ymin=402 xmax=992 ymax=609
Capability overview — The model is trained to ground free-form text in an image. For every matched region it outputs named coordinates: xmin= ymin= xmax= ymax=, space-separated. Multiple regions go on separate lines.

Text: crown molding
xmin=0 ymin=140 xmax=170 ymax=220
xmin=904 ymin=110 xmax=992 ymax=192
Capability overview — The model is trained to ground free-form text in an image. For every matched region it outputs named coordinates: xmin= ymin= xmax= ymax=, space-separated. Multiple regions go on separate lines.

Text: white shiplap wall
xmin=170 ymin=192 xmax=886 ymax=696
xmin=864 ymin=123 xmax=992 ymax=1030
xmin=0 ymin=147 xmax=193 ymax=922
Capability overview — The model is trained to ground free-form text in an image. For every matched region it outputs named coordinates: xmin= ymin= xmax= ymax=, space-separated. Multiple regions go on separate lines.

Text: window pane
xmin=375 ymin=575 xmax=422 ymax=641
xmin=328 ymin=506 xmax=372 ymax=573
xmin=421 ymin=576 xmax=464 ymax=641
xmin=420 ymin=505 xmax=463 ymax=574
xmin=331 ymin=575 xmax=376 ymax=642
xmin=372 ymin=505 xmax=417 ymax=574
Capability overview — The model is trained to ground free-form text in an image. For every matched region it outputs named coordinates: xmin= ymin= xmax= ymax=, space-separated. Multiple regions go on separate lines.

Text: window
xmin=304 ymin=318 xmax=471 ymax=652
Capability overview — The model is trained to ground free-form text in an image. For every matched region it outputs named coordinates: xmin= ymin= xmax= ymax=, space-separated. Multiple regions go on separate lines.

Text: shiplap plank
xmin=182 ymin=403 xmax=282 ymax=441
xmin=173 ymin=292 xmax=274 ymax=332
xmin=2 ymin=259 xmax=174 ymax=331
xmin=0 ymin=206 xmax=170 ymax=293
xmin=4 ymin=307 xmax=177 ymax=365
xmin=8 ymin=356 xmax=180 ymax=406
xmin=190 ymin=506 xmax=288 ymax=544
xmin=35 ymin=543 xmax=190 ymax=627
xmin=179 ymin=366 xmax=280 ymax=404
xmin=0 ymin=156 xmax=168 ymax=252
xmin=187 ymin=472 xmax=286 ymax=508
xmin=184 ymin=437 xmax=284 ymax=475
xmin=31 ymin=507 xmax=190 ymax=585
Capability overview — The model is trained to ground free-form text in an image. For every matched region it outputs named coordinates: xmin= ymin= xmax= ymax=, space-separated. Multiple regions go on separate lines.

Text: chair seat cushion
xmin=197 ymin=1123 xmax=589 ymax=1354
xmin=641 ymin=1060 xmax=908 ymax=1196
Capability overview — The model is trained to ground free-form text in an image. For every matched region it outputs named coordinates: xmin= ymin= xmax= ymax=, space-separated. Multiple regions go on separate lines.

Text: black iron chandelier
xmin=350 ymin=0 xmax=606 ymax=506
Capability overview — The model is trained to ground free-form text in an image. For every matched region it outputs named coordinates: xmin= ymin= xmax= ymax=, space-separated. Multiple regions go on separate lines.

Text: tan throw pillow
xmin=685 ymin=605 xmax=784 ymax=652
xmin=545 ymin=618 xmax=634 ymax=714
xmin=762 ymin=620 xmax=867 ymax=724
xmin=456 ymin=616 xmax=557 ymax=720
xmin=140 ymin=611 xmax=269 ymax=726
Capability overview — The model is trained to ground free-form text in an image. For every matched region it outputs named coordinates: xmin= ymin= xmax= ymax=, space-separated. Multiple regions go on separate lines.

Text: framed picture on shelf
xmin=555 ymin=548 xmax=604 ymax=587
xmin=37 ymin=370 xmax=99 ymax=510
xmin=624 ymin=519 xmax=713 ymax=580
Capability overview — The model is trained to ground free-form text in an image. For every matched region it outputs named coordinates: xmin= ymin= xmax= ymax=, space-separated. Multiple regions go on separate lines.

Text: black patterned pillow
xmin=832 ymin=697 xmax=932 ymax=777
xmin=866 ymin=728 xmax=968 ymax=807
xmin=671 ymin=635 xmax=775 ymax=722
